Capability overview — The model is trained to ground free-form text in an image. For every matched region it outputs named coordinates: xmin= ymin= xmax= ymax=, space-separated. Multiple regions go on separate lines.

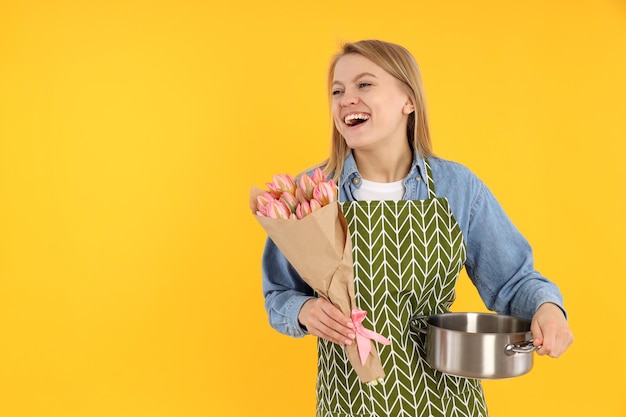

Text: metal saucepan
xmin=410 ymin=312 xmax=540 ymax=379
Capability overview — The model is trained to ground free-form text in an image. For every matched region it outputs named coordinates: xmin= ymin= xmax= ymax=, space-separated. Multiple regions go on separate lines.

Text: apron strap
xmin=423 ymin=158 xmax=437 ymax=199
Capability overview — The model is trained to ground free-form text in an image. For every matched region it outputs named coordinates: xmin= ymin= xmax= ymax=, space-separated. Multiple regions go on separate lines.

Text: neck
xmin=354 ymin=144 xmax=413 ymax=183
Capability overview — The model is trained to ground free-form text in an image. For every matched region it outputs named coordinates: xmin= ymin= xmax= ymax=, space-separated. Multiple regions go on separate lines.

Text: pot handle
xmin=505 ymin=339 xmax=542 ymax=355
xmin=409 ymin=314 xmax=428 ymax=334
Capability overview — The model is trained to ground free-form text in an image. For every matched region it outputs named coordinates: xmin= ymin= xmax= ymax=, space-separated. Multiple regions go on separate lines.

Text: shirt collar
xmin=339 ymin=150 xmax=427 ymax=187
xmin=339 ymin=151 xmax=360 ymax=188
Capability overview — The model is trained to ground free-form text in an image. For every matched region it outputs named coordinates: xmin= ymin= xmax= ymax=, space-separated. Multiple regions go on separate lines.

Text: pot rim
xmin=414 ymin=312 xmax=532 ymax=336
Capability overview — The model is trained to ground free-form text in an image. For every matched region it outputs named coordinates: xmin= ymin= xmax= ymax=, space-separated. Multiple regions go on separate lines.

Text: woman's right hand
xmin=298 ymin=298 xmax=356 ymax=345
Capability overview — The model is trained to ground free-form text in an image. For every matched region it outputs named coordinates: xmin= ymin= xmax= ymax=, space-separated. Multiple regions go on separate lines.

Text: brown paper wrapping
xmin=250 ymin=186 xmax=385 ymax=383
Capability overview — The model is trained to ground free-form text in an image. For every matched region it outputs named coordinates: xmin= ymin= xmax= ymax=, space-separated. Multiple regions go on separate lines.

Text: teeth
xmin=344 ymin=113 xmax=370 ymax=125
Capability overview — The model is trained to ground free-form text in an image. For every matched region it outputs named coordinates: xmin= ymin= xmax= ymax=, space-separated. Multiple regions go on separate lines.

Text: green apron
xmin=316 ymin=159 xmax=488 ymax=417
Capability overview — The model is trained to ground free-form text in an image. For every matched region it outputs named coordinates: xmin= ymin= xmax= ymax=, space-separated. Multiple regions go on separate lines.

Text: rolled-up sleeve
xmin=262 ymin=237 xmax=316 ymax=337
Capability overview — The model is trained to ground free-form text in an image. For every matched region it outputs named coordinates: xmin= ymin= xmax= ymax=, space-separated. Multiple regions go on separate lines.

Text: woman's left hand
xmin=530 ymin=303 xmax=574 ymax=358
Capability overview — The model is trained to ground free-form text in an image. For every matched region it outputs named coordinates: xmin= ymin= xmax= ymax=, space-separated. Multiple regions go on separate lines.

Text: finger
xmin=299 ymin=299 xmax=355 ymax=345
xmin=547 ymin=328 xmax=575 ymax=358
xmin=321 ymin=300 xmax=354 ymax=328
xmin=319 ymin=301 xmax=354 ymax=330
xmin=530 ymin=320 xmax=544 ymax=349
xmin=316 ymin=325 xmax=354 ymax=345
xmin=317 ymin=302 xmax=356 ymax=344
xmin=534 ymin=324 xmax=566 ymax=357
xmin=306 ymin=314 xmax=354 ymax=345
xmin=531 ymin=323 xmax=558 ymax=357
xmin=536 ymin=333 xmax=555 ymax=357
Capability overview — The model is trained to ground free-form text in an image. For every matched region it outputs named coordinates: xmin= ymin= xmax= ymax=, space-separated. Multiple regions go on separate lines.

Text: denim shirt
xmin=261 ymin=152 xmax=565 ymax=338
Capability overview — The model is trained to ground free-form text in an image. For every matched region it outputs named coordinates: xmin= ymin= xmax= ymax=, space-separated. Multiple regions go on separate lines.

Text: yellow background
xmin=1 ymin=1 xmax=625 ymax=416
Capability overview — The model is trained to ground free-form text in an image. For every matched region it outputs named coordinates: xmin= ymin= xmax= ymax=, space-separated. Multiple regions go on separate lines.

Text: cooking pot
xmin=410 ymin=312 xmax=540 ymax=379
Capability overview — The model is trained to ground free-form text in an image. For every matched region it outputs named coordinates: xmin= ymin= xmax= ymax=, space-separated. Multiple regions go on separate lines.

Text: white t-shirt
xmin=355 ymin=178 xmax=405 ymax=201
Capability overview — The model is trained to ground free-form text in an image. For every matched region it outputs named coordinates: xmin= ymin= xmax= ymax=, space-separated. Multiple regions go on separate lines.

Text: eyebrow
xmin=332 ymin=72 xmax=378 ymax=86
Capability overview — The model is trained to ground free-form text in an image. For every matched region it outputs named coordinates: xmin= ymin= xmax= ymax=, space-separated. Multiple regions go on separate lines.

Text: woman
xmin=262 ymin=39 xmax=573 ymax=417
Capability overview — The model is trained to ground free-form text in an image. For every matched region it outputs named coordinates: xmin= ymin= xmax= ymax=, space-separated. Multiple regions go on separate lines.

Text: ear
xmin=402 ymin=98 xmax=415 ymax=115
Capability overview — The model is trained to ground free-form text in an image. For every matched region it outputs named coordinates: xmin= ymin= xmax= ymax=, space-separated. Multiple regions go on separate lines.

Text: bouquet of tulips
xmin=255 ymin=168 xmax=338 ymax=219
xmin=250 ymin=168 xmax=390 ymax=384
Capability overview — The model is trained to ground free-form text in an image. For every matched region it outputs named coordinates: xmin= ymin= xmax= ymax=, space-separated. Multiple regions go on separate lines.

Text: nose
xmin=340 ymin=90 xmax=359 ymax=106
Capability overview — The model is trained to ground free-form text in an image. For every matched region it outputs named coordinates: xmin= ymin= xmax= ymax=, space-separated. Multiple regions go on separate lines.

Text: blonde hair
xmin=321 ymin=40 xmax=433 ymax=181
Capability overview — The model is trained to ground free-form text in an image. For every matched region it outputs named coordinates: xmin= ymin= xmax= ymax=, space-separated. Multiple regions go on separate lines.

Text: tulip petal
xmin=298 ymin=174 xmax=316 ymax=201
xmin=272 ymin=174 xmax=297 ymax=195
xmin=309 ymin=199 xmax=322 ymax=212
xmin=266 ymin=200 xmax=292 ymax=219
xmin=295 ymin=201 xmax=311 ymax=219
xmin=280 ymin=192 xmax=298 ymax=213
xmin=311 ymin=167 xmax=328 ymax=184
xmin=312 ymin=181 xmax=338 ymax=206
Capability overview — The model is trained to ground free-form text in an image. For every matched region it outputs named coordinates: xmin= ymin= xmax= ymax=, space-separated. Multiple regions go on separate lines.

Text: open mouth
xmin=344 ymin=113 xmax=370 ymax=126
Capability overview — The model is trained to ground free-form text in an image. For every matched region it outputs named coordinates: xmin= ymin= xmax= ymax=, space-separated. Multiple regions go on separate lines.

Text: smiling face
xmin=331 ymin=53 xmax=415 ymax=154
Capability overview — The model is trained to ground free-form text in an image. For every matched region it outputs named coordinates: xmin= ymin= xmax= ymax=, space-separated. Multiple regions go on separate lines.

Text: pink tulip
xmin=257 ymin=192 xmax=276 ymax=205
xmin=311 ymin=167 xmax=328 ymax=184
xmin=309 ymin=198 xmax=322 ymax=212
xmin=295 ymin=201 xmax=312 ymax=219
xmin=280 ymin=192 xmax=298 ymax=214
xmin=265 ymin=199 xmax=292 ymax=219
xmin=312 ymin=181 xmax=338 ymax=206
xmin=256 ymin=192 xmax=277 ymax=216
xmin=294 ymin=187 xmax=306 ymax=204
xmin=267 ymin=174 xmax=296 ymax=197
xmin=297 ymin=174 xmax=316 ymax=202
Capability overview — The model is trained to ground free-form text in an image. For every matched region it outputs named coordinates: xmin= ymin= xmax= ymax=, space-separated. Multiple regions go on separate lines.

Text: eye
xmin=358 ymin=82 xmax=372 ymax=88
xmin=331 ymin=89 xmax=343 ymax=96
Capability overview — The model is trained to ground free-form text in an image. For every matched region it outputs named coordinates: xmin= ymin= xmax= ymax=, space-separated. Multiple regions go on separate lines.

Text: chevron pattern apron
xmin=316 ymin=159 xmax=488 ymax=417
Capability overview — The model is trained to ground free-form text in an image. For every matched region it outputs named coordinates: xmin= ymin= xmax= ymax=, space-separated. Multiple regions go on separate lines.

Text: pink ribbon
xmin=351 ymin=309 xmax=392 ymax=365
